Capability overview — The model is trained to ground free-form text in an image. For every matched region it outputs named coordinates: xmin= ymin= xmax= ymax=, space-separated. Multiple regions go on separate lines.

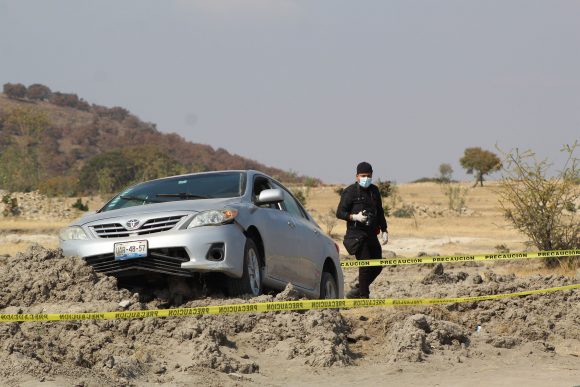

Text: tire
xmin=227 ymin=239 xmax=263 ymax=297
xmin=319 ymin=271 xmax=338 ymax=299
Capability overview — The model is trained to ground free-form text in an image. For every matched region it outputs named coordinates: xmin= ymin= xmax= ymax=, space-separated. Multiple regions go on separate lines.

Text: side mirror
xmin=256 ymin=189 xmax=284 ymax=204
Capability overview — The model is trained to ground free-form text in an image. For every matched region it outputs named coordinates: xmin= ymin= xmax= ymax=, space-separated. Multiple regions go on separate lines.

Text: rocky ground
xmin=0 ymin=245 xmax=579 ymax=386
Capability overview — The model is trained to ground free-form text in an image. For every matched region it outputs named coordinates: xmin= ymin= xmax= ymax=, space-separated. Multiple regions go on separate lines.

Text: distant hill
xmin=0 ymin=83 xmax=317 ymax=195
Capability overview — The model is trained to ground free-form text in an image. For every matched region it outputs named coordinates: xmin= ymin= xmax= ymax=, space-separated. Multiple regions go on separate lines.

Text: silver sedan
xmin=60 ymin=170 xmax=343 ymax=299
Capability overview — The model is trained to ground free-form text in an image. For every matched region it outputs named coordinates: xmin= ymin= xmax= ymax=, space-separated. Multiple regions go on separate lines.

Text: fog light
xmin=206 ymin=243 xmax=225 ymax=261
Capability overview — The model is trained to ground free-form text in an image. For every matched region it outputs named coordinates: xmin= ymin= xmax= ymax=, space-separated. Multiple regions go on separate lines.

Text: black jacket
xmin=336 ymin=183 xmax=388 ymax=236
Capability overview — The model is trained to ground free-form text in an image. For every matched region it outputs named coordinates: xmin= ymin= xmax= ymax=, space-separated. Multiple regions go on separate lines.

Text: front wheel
xmin=228 ymin=239 xmax=263 ymax=297
xmin=319 ymin=272 xmax=338 ymax=299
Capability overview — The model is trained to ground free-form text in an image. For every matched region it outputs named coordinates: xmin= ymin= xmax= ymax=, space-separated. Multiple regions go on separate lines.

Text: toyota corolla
xmin=60 ymin=170 xmax=343 ymax=299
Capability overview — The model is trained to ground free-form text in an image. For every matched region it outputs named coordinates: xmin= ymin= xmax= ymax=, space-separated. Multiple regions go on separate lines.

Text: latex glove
xmin=351 ymin=211 xmax=368 ymax=223
xmin=381 ymin=231 xmax=389 ymax=245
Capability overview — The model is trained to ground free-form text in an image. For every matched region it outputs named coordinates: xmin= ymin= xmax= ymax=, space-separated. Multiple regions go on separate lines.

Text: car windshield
xmin=100 ymin=172 xmax=246 ymax=212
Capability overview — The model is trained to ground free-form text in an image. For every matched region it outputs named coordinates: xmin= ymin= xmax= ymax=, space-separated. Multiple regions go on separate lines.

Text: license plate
xmin=114 ymin=240 xmax=148 ymax=260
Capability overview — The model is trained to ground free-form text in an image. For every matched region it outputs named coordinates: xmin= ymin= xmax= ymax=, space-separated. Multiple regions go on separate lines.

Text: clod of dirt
xmin=274 ymin=283 xmax=303 ymax=301
xmin=487 ymin=336 xmax=521 ymax=349
xmin=384 ymin=314 xmax=470 ymax=363
xmin=421 ymin=263 xmax=469 ymax=285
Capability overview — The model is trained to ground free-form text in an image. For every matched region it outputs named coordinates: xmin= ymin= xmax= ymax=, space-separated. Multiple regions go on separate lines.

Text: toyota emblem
xmin=126 ymin=219 xmax=140 ymax=230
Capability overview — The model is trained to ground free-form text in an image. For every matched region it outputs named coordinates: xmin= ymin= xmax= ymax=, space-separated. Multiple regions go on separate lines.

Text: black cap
xmin=357 ymin=161 xmax=373 ymax=174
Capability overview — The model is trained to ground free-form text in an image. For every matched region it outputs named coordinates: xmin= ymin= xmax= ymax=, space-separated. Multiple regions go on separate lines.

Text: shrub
xmin=441 ymin=184 xmax=468 ymax=213
xmin=3 ymin=83 xmax=26 ymax=99
xmin=292 ymin=189 xmax=307 ymax=207
xmin=393 ymin=204 xmax=415 ymax=218
xmin=72 ymin=198 xmax=89 ymax=211
xmin=26 ymin=84 xmax=52 ymax=101
xmin=498 ymin=143 xmax=579 ymax=268
xmin=319 ymin=209 xmax=338 ymax=236
xmin=49 ymin=92 xmax=90 ymax=111
xmin=1 ymin=194 xmax=20 ymax=217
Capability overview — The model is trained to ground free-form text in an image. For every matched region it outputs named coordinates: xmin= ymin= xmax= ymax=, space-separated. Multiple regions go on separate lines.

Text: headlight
xmin=59 ymin=226 xmax=89 ymax=241
xmin=188 ymin=209 xmax=238 ymax=228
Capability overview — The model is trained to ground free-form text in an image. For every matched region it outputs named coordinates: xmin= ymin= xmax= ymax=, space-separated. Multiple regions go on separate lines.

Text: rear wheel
xmin=228 ymin=239 xmax=262 ymax=297
xmin=319 ymin=271 xmax=338 ymax=299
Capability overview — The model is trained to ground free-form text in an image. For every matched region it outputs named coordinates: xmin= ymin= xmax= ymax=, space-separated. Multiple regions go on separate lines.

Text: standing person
xmin=336 ymin=161 xmax=388 ymax=299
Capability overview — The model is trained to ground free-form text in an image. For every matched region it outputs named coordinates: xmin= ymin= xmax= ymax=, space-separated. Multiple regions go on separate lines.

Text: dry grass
xmin=0 ymin=219 xmax=70 ymax=232
xmin=306 ymin=181 xmax=528 ymax=255
xmin=494 ymin=259 xmax=579 ymax=278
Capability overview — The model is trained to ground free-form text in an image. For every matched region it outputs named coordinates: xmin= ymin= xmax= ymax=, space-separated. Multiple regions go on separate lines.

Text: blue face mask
xmin=358 ymin=176 xmax=372 ymax=188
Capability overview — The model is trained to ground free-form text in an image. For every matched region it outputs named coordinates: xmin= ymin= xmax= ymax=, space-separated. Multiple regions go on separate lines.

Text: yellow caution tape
xmin=1 ymin=283 xmax=578 ymax=322
xmin=340 ymin=249 xmax=580 ymax=268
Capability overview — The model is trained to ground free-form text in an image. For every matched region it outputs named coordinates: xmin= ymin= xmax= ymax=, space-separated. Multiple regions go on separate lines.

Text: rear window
xmin=101 ymin=172 xmax=246 ymax=212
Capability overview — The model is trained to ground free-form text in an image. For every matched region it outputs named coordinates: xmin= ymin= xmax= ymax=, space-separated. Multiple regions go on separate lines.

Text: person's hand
xmin=381 ymin=231 xmax=388 ymax=245
xmin=351 ymin=211 xmax=367 ymax=223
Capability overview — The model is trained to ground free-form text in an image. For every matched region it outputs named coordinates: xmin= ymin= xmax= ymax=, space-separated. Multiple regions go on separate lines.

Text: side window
xmin=274 ymin=183 xmax=307 ymax=219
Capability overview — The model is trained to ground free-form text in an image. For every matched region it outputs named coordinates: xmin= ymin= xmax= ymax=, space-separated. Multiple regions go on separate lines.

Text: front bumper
xmin=61 ymin=224 xmax=246 ymax=278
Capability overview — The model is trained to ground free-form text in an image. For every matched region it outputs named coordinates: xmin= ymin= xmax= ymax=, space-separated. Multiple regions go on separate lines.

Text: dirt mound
xmin=0 ymin=246 xmax=354 ymax=385
xmin=0 ymin=244 xmax=130 ymax=309
xmin=384 ymin=313 xmax=470 ymax=362
xmin=451 ymin=273 xmax=580 ymax=344
xmin=421 ymin=263 xmax=469 ymax=285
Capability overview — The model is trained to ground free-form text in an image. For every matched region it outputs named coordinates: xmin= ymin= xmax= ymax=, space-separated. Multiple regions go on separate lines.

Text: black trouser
xmin=356 ymin=234 xmax=383 ymax=297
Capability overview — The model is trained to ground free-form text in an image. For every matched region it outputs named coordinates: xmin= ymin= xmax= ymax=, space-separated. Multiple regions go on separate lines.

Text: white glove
xmin=381 ymin=231 xmax=389 ymax=245
xmin=351 ymin=211 xmax=367 ymax=223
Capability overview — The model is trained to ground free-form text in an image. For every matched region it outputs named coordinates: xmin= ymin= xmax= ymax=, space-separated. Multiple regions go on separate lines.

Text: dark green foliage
xmin=3 ymin=83 xmax=26 ymax=99
xmin=78 ymin=146 xmax=187 ymax=194
xmin=72 ymin=198 xmax=89 ymax=211
xmin=460 ymin=147 xmax=502 ymax=187
xmin=1 ymin=194 xmax=20 ymax=216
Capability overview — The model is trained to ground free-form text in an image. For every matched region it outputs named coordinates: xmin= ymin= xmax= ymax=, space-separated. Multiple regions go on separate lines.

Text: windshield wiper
xmin=119 ymin=195 xmax=161 ymax=203
xmin=156 ymin=193 xmax=210 ymax=199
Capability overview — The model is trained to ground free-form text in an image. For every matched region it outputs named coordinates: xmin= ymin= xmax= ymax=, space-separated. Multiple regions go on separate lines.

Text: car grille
xmin=84 ymin=247 xmax=192 ymax=277
xmin=91 ymin=216 xmax=186 ymax=238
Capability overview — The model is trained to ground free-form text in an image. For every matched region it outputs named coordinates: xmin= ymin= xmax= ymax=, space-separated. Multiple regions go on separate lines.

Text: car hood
xmin=70 ymin=197 xmax=243 ymax=226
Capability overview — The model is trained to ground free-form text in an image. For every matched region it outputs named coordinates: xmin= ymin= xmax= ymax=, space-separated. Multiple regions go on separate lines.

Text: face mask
xmin=358 ymin=176 xmax=372 ymax=188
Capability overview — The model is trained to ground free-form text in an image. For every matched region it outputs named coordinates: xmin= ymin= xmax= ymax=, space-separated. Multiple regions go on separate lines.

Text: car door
xmin=250 ymin=176 xmax=299 ymax=283
xmin=272 ymin=182 xmax=322 ymax=291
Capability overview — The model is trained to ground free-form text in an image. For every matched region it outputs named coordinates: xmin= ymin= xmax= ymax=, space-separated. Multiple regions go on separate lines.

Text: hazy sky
xmin=1 ymin=0 xmax=578 ymax=183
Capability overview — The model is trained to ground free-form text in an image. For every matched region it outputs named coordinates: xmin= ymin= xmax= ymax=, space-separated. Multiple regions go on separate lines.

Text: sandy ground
xmin=0 ymin=183 xmax=579 ymax=386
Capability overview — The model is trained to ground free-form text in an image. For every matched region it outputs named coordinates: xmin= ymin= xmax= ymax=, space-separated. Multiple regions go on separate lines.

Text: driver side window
xmin=272 ymin=183 xmax=308 ymax=220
